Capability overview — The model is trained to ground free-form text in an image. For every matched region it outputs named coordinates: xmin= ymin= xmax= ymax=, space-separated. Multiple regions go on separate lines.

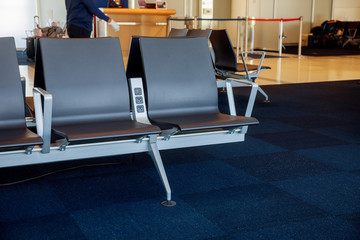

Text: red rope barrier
xmin=249 ymin=18 xmax=300 ymax=22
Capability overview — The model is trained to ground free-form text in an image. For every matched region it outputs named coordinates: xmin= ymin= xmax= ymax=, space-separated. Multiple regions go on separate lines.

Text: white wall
xmin=38 ymin=0 xmax=67 ymax=28
xmin=213 ymin=0 xmax=232 ymax=29
xmin=253 ymin=0 xmax=278 ymax=50
xmin=333 ymin=0 xmax=360 ymax=21
xmin=0 ymin=0 xmax=37 ymax=48
xmin=167 ymin=0 xmax=185 ymax=17
xmin=232 ymin=0 xmax=314 ymax=50
xmin=313 ymin=0 xmax=332 ymax=27
xmin=276 ymin=0 xmax=312 ymax=44
xmin=214 ymin=0 xmax=231 ymax=19
xmin=165 ymin=0 xmax=186 ymax=28
xmin=231 ymin=0 xmax=246 ymax=17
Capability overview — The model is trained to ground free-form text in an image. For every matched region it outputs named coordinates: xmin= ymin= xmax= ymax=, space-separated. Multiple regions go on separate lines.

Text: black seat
xmin=342 ymin=22 xmax=360 ymax=48
xmin=168 ymin=28 xmax=188 ymax=37
xmin=34 ymin=37 xmax=160 ymax=143
xmin=186 ymin=29 xmax=212 ymax=39
xmin=210 ymin=29 xmax=270 ymax=101
xmin=210 ymin=29 xmax=270 ymax=73
xmin=0 ymin=37 xmax=43 ymax=150
xmin=130 ymin=37 xmax=258 ymax=132
xmin=126 ymin=37 xmax=145 ymax=80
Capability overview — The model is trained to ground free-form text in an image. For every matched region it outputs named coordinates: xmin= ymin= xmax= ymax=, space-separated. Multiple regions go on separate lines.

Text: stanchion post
xmin=93 ymin=15 xmax=97 ymax=38
xmin=245 ymin=16 xmax=249 ymax=55
xmin=278 ymin=19 xmax=283 ymax=56
xmin=236 ymin=16 xmax=241 ymax=61
xmin=250 ymin=17 xmax=255 ymax=51
xmin=298 ymin=16 xmax=303 ymax=56
xmin=194 ymin=17 xmax=198 ymax=29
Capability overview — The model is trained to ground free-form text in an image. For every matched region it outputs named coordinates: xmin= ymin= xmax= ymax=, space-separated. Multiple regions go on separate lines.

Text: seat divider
xmin=129 ymin=78 xmax=175 ymax=206
xmin=128 ymin=78 xmax=151 ymax=125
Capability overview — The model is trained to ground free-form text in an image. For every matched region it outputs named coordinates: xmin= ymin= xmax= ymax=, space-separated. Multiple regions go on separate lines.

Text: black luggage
xmin=26 ymin=37 xmax=35 ymax=60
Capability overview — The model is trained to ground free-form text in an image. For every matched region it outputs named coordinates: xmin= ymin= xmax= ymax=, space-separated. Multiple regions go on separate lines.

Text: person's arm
xmin=83 ymin=0 xmax=120 ymax=31
xmin=82 ymin=0 xmax=110 ymax=22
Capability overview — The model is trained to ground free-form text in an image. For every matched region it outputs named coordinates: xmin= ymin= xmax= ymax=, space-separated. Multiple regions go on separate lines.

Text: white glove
xmin=109 ymin=20 xmax=120 ymax=32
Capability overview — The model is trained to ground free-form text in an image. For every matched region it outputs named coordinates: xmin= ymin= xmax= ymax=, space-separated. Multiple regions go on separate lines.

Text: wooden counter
xmin=103 ymin=8 xmax=176 ymax=16
xmin=96 ymin=8 xmax=176 ymax=64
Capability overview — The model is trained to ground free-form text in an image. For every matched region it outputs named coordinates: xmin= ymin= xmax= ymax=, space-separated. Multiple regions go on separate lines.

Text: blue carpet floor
xmin=0 ymin=80 xmax=359 ymax=239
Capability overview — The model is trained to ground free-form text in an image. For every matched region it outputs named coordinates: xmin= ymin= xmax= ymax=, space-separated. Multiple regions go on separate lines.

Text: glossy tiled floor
xmin=20 ymin=53 xmax=360 ymax=96
xmin=249 ymin=53 xmax=360 ymax=85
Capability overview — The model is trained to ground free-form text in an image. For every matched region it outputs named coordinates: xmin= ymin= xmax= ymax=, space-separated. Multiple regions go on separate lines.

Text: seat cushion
xmin=0 ymin=127 xmax=43 ymax=149
xmin=53 ymin=119 xmax=160 ymax=142
xmin=150 ymin=112 xmax=259 ymax=132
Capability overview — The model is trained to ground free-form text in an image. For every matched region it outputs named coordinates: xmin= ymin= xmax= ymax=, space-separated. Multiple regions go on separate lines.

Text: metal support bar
xmin=194 ymin=17 xmax=198 ymax=29
xmin=244 ymin=82 xmax=259 ymax=118
xmin=228 ymin=79 xmax=258 ymax=119
xmin=33 ymin=87 xmax=52 ymax=153
xmin=310 ymin=0 xmax=315 ymax=30
xmin=236 ymin=17 xmax=241 ymax=60
xmin=229 ymin=127 xmax=241 ymax=134
xmin=279 ymin=20 xmax=284 ymax=56
xmin=59 ymin=139 xmax=69 ymax=151
xmin=240 ymin=51 xmax=265 ymax=81
xmin=136 ymin=136 xmax=147 ymax=143
xmin=162 ymin=129 xmax=180 ymax=141
xmin=225 ymin=79 xmax=236 ymax=116
xmin=298 ymin=16 xmax=303 ymax=56
xmin=258 ymin=87 xmax=269 ymax=102
xmin=245 ymin=16 xmax=249 ymax=53
xmin=148 ymin=135 xmax=176 ymax=207
xmin=217 ymin=78 xmax=259 ymax=131
xmin=157 ymin=129 xmax=246 ymax=150
xmin=25 ymin=146 xmax=34 ymax=155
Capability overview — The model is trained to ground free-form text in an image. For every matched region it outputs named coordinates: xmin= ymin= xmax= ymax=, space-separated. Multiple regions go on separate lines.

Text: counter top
xmin=102 ymin=8 xmax=176 ymax=15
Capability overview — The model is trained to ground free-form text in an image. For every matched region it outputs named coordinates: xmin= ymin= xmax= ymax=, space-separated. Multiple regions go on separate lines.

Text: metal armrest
xmin=33 ymin=87 xmax=53 ymax=153
xmin=223 ymin=78 xmax=259 ymax=134
xmin=240 ymin=51 xmax=266 ymax=81
xmin=222 ymin=79 xmax=258 ymax=118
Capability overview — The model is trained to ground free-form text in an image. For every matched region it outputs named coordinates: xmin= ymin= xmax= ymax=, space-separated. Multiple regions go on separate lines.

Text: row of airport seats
xmin=0 ymin=36 xmax=259 ymax=206
xmin=169 ymin=28 xmax=271 ymax=102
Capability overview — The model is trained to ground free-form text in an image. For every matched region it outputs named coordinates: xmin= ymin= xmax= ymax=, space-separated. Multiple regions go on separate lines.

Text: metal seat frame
xmin=0 ymin=37 xmax=259 ymax=207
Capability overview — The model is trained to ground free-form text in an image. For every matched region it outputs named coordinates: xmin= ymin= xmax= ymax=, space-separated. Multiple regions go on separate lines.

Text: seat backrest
xmin=168 ymin=28 xmax=189 ymax=37
xmin=0 ymin=37 xmax=26 ymax=129
xmin=209 ymin=29 xmax=237 ymax=71
xmin=139 ymin=37 xmax=219 ymax=119
xmin=126 ymin=37 xmax=145 ymax=80
xmin=34 ymin=38 xmax=131 ymax=125
xmin=347 ymin=22 xmax=359 ymax=30
xmin=187 ymin=29 xmax=212 ymax=39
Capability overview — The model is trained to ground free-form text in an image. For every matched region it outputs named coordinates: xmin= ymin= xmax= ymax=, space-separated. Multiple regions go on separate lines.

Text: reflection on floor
xmin=20 ymin=53 xmax=360 ymax=96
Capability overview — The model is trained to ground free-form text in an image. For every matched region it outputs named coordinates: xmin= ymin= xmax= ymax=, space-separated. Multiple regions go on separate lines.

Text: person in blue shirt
xmin=65 ymin=0 xmax=119 ymax=38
